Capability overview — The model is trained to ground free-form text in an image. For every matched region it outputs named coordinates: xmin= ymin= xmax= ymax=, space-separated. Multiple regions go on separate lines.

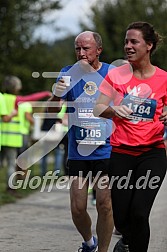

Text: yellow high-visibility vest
xmin=1 ymin=93 xmax=23 ymax=147
xmin=57 ymin=104 xmax=68 ymax=132
xmin=19 ymin=102 xmax=33 ymax=135
xmin=0 ymin=93 xmax=8 ymax=150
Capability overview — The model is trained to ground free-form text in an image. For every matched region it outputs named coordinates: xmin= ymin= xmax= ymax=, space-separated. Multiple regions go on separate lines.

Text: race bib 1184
xmin=122 ymin=95 xmax=157 ymax=121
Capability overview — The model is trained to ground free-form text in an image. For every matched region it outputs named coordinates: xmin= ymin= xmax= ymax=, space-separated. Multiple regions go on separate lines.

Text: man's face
xmin=75 ymin=34 xmax=101 ymax=66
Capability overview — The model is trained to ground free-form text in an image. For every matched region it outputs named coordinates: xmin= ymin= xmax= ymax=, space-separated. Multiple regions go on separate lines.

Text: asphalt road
xmin=0 ymin=173 xmax=166 ymax=252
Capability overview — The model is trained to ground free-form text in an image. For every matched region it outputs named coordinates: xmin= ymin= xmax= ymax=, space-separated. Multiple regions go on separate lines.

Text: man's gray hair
xmin=93 ymin=32 xmax=102 ymax=48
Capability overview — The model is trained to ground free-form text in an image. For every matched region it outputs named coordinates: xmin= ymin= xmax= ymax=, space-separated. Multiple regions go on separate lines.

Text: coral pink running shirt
xmin=99 ymin=66 xmax=167 ymax=148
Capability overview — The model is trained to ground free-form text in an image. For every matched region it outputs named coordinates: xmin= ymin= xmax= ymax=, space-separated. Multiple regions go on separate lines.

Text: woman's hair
xmin=126 ymin=21 xmax=163 ymax=54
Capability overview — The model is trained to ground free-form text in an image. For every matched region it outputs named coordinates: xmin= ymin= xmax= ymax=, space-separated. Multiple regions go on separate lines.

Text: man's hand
xmin=53 ymin=78 xmax=68 ymax=97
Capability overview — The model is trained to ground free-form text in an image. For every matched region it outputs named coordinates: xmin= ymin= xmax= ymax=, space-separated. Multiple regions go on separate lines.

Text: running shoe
xmin=78 ymin=236 xmax=98 ymax=252
xmin=113 ymin=238 xmax=129 ymax=252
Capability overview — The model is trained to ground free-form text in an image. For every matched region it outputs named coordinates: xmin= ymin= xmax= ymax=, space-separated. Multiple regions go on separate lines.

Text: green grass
xmin=0 ymin=147 xmax=67 ymax=206
xmin=0 ymin=163 xmax=57 ymax=206
xmin=0 ymin=165 xmax=35 ymax=205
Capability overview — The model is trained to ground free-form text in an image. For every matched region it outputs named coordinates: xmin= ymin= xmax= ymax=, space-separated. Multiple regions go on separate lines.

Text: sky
xmin=34 ymin=0 xmax=96 ymax=42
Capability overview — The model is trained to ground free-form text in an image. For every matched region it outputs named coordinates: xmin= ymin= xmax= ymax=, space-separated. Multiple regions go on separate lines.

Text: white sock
xmin=86 ymin=237 xmax=94 ymax=247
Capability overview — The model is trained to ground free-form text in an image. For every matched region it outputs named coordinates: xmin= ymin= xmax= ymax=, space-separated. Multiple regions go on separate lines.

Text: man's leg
xmin=95 ymin=176 xmax=113 ymax=252
xmin=70 ymin=177 xmax=93 ymax=241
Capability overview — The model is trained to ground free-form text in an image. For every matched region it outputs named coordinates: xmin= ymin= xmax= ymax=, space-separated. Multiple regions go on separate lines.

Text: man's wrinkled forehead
xmin=75 ymin=32 xmax=95 ymax=44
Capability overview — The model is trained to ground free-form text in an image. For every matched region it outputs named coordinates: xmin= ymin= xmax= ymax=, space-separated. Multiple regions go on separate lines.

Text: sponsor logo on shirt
xmin=83 ymin=81 xmax=98 ymax=96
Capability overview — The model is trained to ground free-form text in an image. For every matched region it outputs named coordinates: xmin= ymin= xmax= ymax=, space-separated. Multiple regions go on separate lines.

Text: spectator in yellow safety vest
xmin=0 ymin=75 xmax=51 ymax=196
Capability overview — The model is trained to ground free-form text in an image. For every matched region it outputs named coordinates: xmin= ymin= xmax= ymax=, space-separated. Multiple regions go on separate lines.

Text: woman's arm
xmin=93 ymin=93 xmax=116 ymax=118
xmin=159 ymin=107 xmax=167 ymax=126
xmin=94 ymin=93 xmax=133 ymax=119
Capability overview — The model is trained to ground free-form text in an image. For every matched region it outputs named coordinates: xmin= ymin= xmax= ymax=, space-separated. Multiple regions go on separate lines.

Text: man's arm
xmin=47 ymin=95 xmax=63 ymax=113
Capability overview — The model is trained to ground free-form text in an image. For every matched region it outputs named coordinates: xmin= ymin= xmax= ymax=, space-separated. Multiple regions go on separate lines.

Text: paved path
xmin=0 ymin=174 xmax=167 ymax=252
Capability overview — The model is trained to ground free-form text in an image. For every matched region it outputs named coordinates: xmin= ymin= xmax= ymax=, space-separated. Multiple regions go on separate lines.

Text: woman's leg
xmin=129 ymin=148 xmax=167 ymax=252
xmin=109 ymin=152 xmax=136 ymax=244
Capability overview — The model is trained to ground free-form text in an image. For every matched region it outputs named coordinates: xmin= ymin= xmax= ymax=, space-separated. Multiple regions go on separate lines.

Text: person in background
xmin=91 ymin=188 xmax=96 ymax=206
xmin=57 ymin=103 xmax=68 ymax=175
xmin=16 ymin=102 xmax=34 ymax=179
xmin=94 ymin=21 xmax=167 ymax=252
xmin=40 ymin=104 xmax=68 ymax=177
xmin=0 ymin=92 xmax=18 ymax=153
xmin=18 ymin=102 xmax=34 ymax=153
xmin=88 ymin=185 xmax=96 ymax=206
xmin=0 ymin=75 xmax=51 ymax=194
xmin=48 ymin=31 xmax=115 ymax=252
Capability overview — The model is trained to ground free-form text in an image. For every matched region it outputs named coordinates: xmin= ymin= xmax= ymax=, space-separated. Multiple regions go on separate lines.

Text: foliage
xmin=0 ymin=165 xmax=36 ymax=205
xmin=18 ymin=37 xmax=76 ymax=94
xmin=0 ymin=0 xmax=63 ymax=93
xmin=0 ymin=163 xmax=56 ymax=205
xmin=86 ymin=0 xmax=167 ymax=69
xmin=1 ymin=0 xmax=167 ymax=95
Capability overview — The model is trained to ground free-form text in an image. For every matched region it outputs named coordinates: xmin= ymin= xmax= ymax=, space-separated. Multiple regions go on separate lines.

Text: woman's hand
xmin=159 ymin=111 xmax=167 ymax=125
xmin=112 ymin=105 xmax=133 ymax=119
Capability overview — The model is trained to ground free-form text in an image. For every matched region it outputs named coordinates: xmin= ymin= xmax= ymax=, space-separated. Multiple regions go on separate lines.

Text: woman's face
xmin=124 ymin=29 xmax=152 ymax=64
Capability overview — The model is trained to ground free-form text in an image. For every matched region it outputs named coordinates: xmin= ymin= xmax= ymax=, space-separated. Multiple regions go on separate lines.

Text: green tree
xmin=24 ymin=36 xmax=76 ymax=94
xmin=0 ymin=0 xmax=61 ymax=92
xmin=86 ymin=0 xmax=167 ymax=69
